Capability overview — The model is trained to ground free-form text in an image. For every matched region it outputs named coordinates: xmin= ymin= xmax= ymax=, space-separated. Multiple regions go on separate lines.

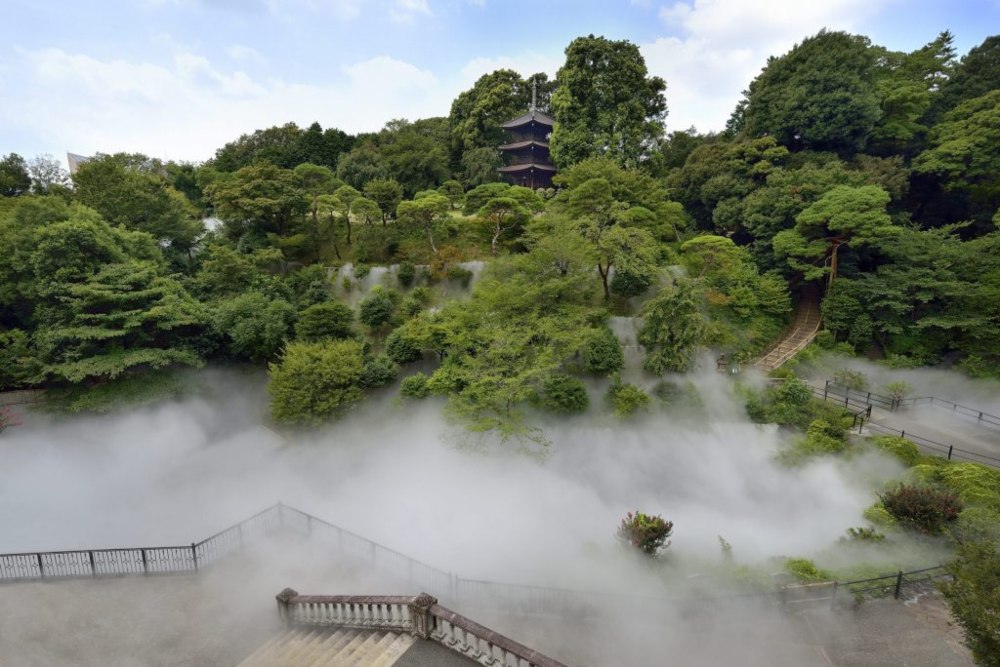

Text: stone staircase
xmin=238 ymin=628 xmax=414 ymax=667
xmin=754 ymin=288 xmax=822 ymax=372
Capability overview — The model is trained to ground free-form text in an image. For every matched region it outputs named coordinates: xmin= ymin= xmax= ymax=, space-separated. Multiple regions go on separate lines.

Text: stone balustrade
xmin=275 ymin=590 xmax=568 ymax=667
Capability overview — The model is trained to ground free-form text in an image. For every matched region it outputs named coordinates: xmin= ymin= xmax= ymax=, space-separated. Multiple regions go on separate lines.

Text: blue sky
xmin=1 ymin=0 xmax=997 ymax=165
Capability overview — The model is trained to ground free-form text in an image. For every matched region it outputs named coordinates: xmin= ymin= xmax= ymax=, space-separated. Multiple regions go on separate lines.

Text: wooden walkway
xmin=753 ymin=290 xmax=822 ymax=373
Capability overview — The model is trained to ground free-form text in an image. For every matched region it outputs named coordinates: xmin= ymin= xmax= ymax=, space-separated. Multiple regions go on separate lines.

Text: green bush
xmin=879 ymin=484 xmax=962 ymax=534
xmin=400 ymin=373 xmax=430 ymax=399
xmin=540 ymin=374 xmax=589 ymax=414
xmin=582 ymin=327 xmax=624 ymax=375
xmin=295 ymin=302 xmax=355 ymax=342
xmin=268 ymin=339 xmax=365 ymax=425
xmin=358 ymin=286 xmax=399 ymax=331
xmin=446 ymin=265 xmax=473 ymax=288
xmin=358 ymin=354 xmax=398 ymax=389
xmin=607 ymin=380 xmax=649 ymax=418
xmin=617 ymin=511 xmax=672 ymax=556
xmin=863 ymin=502 xmax=898 ymax=528
xmin=870 ymin=435 xmax=920 ymax=466
xmin=784 ymin=558 xmax=832 ymax=583
xmin=397 ymin=261 xmax=416 ymax=288
xmin=385 ymin=329 xmax=423 ymax=365
xmin=942 ymin=541 xmax=1000 ymax=666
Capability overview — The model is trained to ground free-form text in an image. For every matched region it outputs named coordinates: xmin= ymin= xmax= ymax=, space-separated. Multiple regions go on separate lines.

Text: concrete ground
xmin=0 ymin=538 xmax=975 ymax=667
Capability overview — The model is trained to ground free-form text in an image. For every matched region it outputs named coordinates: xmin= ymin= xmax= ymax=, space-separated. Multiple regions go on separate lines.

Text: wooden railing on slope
xmin=753 ymin=292 xmax=822 ymax=372
xmin=275 ymin=590 xmax=568 ymax=667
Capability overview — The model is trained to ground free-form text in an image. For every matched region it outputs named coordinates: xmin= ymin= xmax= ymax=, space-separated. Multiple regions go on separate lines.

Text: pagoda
xmin=498 ymin=84 xmax=556 ymax=189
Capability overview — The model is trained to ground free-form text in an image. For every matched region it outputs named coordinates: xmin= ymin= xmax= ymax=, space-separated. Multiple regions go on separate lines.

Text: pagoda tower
xmin=498 ymin=84 xmax=556 ymax=189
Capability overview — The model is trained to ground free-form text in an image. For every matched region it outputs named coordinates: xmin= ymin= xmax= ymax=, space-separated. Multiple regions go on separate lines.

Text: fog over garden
xmin=2 ymin=12 xmax=1000 ymax=667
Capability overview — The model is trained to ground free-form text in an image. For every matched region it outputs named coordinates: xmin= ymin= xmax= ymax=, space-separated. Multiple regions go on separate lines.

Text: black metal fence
xmin=0 ymin=502 xmax=955 ymax=618
xmin=824 ymin=381 xmax=1000 ymax=432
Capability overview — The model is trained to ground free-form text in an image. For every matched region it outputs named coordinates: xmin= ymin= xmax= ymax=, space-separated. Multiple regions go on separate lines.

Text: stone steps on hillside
xmin=237 ymin=628 xmax=414 ymax=667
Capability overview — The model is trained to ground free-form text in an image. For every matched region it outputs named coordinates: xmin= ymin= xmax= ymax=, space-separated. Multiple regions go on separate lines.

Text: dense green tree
xmin=590 ymin=225 xmax=659 ymax=300
xmin=268 ymin=339 xmax=366 ymax=425
xmin=336 ymin=142 xmax=387 ymax=189
xmin=358 ymin=286 xmax=399 ymax=333
xmin=931 ymin=35 xmax=1000 ymax=120
xmin=206 ymin=162 xmax=309 ymax=242
xmin=942 ymin=540 xmax=1000 ymax=666
xmin=34 ymin=260 xmax=209 ymax=384
xmin=0 ymin=154 xmax=31 ymax=197
xmin=773 ymin=185 xmax=897 ymax=282
xmin=73 ymin=154 xmax=204 ymax=261
xmin=459 ymin=147 xmax=504 ymax=188
xmin=295 ymin=302 xmax=355 ymax=341
xmin=363 ymin=179 xmax=404 ymax=224
xmin=638 ymin=281 xmax=704 ymax=374
xmin=733 ymin=30 xmax=880 ymax=154
xmin=549 ymin=35 xmax=667 ymax=169
xmin=379 ymin=120 xmax=450 ymax=196
xmin=478 ymin=197 xmax=530 ymax=257
xmin=211 ymin=122 xmax=305 ymax=171
xmin=913 ymin=90 xmax=1000 ymax=212
xmin=396 ymin=193 xmax=450 ymax=254
xmin=213 ymin=291 xmax=296 ymax=362
xmin=294 ymin=163 xmax=339 ymax=261
xmin=26 ymin=154 xmax=70 ymax=195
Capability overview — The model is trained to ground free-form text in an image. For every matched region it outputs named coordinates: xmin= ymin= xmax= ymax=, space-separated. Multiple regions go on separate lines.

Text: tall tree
xmin=732 ymin=30 xmax=880 ymax=154
xmin=0 ymin=153 xmax=31 ymax=197
xmin=773 ymin=184 xmax=898 ymax=283
xmin=206 ymin=162 xmax=309 ymax=242
xmin=549 ymin=35 xmax=667 ymax=169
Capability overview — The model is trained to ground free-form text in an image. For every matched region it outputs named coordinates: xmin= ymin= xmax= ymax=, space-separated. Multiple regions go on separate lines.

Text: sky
xmin=1 ymin=0 xmax=997 ymax=165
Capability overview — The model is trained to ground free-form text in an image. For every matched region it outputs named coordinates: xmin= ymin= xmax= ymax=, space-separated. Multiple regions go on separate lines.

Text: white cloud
xmin=225 ymin=44 xmax=269 ymax=66
xmin=390 ymin=0 xmax=432 ymax=22
xmin=2 ymin=48 xmax=446 ymax=163
xmin=459 ymin=51 xmax=562 ymax=86
xmin=643 ymin=0 xmax=890 ymax=133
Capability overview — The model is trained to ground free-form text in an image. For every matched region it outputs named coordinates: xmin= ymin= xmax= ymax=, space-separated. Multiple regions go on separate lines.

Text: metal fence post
xmin=141 ymin=548 xmax=148 ymax=575
xmin=191 ymin=543 xmax=198 ymax=571
xmin=948 ymin=445 xmax=953 ymax=460
xmin=36 ymin=553 xmax=44 ymax=579
xmin=894 ymin=571 xmax=903 ymax=599
xmin=89 ymin=550 xmax=96 ymax=576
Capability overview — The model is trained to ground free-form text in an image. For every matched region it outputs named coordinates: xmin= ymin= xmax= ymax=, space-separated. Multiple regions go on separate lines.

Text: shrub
xmin=839 ymin=526 xmax=886 ymax=543
xmin=607 ymin=380 xmax=649 ymax=418
xmin=863 ymin=503 xmax=898 ymax=528
xmin=268 ymin=339 xmax=365 ymax=425
xmin=540 ymin=374 xmax=589 ymax=414
xmin=784 ymin=558 xmax=831 ymax=583
xmin=870 ymin=435 xmax=920 ymax=466
xmin=446 ymin=265 xmax=473 ymax=288
xmin=295 ymin=302 xmax=355 ymax=342
xmin=882 ymin=380 xmax=912 ymax=403
xmin=942 ymin=541 xmax=1000 ymax=666
xmin=400 ymin=373 xmax=430 ymax=399
xmin=832 ymin=368 xmax=868 ymax=391
xmin=582 ymin=327 xmax=624 ymax=375
xmin=358 ymin=354 xmax=398 ymax=389
xmin=617 ymin=511 xmax=673 ymax=556
xmin=397 ymin=261 xmax=416 ymax=288
xmin=879 ymin=484 xmax=962 ymax=534
xmin=352 ymin=263 xmax=370 ymax=280
xmin=385 ymin=329 xmax=423 ymax=365
xmin=358 ymin=286 xmax=398 ymax=331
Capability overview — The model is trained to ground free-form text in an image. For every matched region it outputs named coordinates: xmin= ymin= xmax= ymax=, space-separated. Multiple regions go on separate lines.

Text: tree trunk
xmin=598 ymin=262 xmax=610 ymax=300
xmin=311 ymin=199 xmax=320 ymax=263
xmin=426 ymin=223 xmax=438 ymax=254
xmin=328 ymin=212 xmax=341 ymax=260
xmin=345 ymin=214 xmax=352 ymax=246
xmin=491 ymin=225 xmax=501 ymax=257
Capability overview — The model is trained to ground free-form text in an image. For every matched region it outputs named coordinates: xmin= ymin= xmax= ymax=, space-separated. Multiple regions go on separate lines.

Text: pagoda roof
xmin=501 ymin=109 xmax=555 ymax=129
xmin=498 ymin=139 xmax=550 ymax=151
xmin=498 ymin=162 xmax=557 ymax=173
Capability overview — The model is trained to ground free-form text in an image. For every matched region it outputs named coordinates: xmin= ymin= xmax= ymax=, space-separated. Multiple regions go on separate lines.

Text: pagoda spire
xmin=531 ymin=80 xmax=537 ymax=112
